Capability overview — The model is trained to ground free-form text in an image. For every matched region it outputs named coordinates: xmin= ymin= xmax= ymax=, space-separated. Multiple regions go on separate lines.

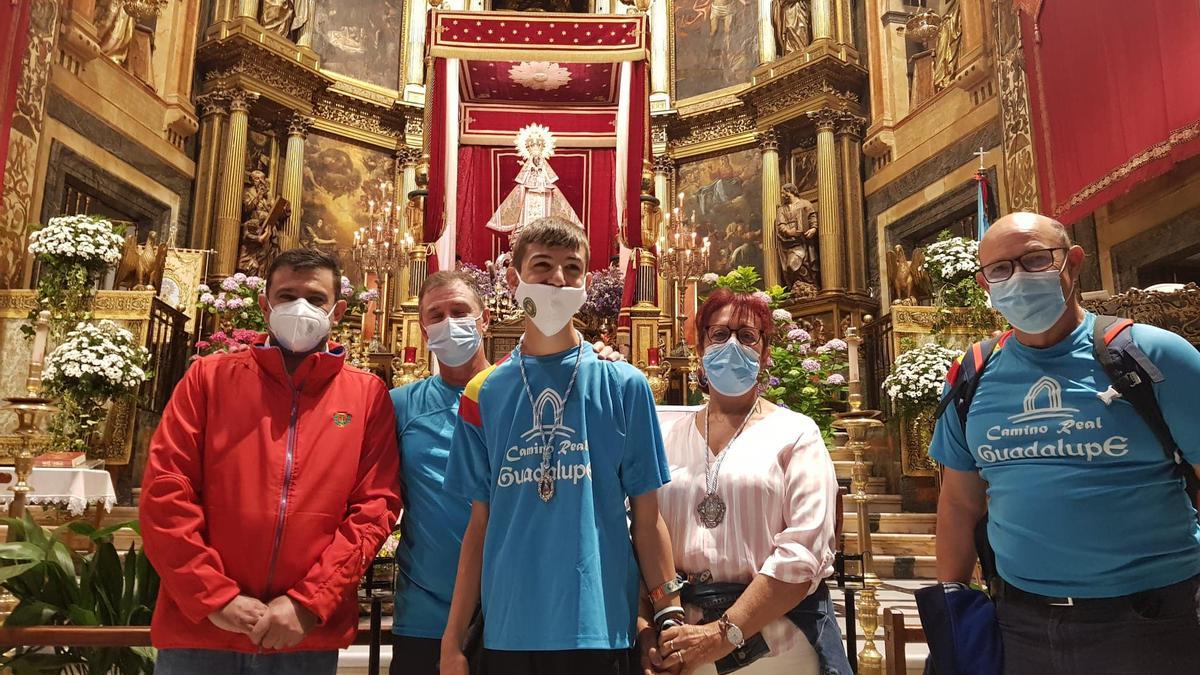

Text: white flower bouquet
xmin=882 ymin=342 xmax=963 ymax=417
xmin=27 ymin=215 xmax=124 ymax=269
xmin=922 ymin=235 xmax=979 ymax=288
xmin=42 ymin=320 xmax=150 ymax=453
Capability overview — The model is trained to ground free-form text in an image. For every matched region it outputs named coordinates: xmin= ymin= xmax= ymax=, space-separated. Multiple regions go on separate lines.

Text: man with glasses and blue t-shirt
xmin=931 ymin=212 xmax=1200 ymax=675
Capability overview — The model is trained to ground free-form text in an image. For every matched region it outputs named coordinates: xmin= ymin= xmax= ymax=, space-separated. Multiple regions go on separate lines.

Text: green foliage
xmin=761 ymin=328 xmax=849 ymax=442
xmin=709 ymin=267 xmax=789 ymax=308
xmin=0 ymin=514 xmax=158 ymax=674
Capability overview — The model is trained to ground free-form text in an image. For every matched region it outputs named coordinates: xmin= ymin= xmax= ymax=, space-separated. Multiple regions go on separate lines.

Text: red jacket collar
xmin=249 ymin=333 xmax=346 ymax=392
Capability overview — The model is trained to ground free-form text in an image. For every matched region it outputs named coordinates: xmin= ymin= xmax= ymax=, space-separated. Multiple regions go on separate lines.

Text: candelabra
xmin=353 ymin=182 xmax=418 ymax=353
xmin=0 ymin=311 xmax=56 ymax=621
xmin=834 ymin=327 xmax=885 ymax=675
xmin=657 ymin=193 xmax=711 ymax=353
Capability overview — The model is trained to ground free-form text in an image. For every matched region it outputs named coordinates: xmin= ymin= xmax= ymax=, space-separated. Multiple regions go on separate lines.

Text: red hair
xmin=695 ymin=288 xmax=774 ymax=354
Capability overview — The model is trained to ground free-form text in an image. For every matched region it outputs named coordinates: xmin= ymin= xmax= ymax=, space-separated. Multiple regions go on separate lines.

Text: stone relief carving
xmin=994 ymin=0 xmax=1040 ymax=212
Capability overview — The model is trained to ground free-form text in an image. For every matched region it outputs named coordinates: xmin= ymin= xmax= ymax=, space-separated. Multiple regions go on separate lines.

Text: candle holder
xmin=657 ymin=194 xmax=711 ymax=355
xmin=638 ymin=348 xmax=671 ymax=404
xmin=390 ymin=348 xmax=430 ymax=388
xmin=353 ymin=181 xmax=420 ymax=354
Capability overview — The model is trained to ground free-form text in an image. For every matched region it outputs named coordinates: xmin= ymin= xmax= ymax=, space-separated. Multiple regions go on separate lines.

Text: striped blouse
xmin=658 ymin=406 xmax=839 ymax=656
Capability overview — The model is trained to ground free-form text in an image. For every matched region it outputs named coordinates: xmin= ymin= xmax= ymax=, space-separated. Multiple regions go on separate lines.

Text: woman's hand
xmin=637 ymin=625 xmax=678 ymax=675
xmin=657 ymin=622 xmax=734 ymax=674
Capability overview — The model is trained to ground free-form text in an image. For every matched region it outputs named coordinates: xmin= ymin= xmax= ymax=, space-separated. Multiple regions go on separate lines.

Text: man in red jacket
xmin=141 ymin=249 xmax=402 ymax=674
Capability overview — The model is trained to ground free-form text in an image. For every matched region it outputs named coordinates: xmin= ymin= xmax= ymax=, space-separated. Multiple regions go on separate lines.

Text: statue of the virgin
xmin=487 ymin=124 xmax=583 ymax=241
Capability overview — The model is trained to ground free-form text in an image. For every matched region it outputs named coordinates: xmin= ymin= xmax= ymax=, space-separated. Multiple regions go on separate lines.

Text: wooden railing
xmin=883 ymin=608 xmax=926 ymax=675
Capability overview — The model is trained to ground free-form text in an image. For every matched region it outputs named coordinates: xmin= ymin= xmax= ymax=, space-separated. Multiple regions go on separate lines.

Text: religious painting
xmin=676 ymin=148 xmax=764 ymax=283
xmin=312 ymin=0 xmax=404 ymax=91
xmin=245 ymin=129 xmax=277 ymax=194
xmin=788 ymin=146 xmax=817 ymax=197
xmin=299 ymin=134 xmax=395 ymax=281
xmin=673 ymin=0 xmax=759 ymax=101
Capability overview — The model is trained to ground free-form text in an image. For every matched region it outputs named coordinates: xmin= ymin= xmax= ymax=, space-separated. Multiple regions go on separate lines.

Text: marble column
xmin=212 ymin=90 xmax=257 ymax=276
xmin=808 ymin=107 xmax=844 ymax=291
xmin=759 ymin=131 xmax=782 ymax=288
xmin=189 ymin=92 xmax=229 ymax=252
xmin=812 ymin=0 xmax=834 ymax=42
xmin=652 ymin=155 xmax=674 ymax=318
xmin=280 ymin=114 xmax=311 ymax=250
xmin=837 ymin=113 xmax=867 ymax=294
xmin=758 ymin=0 xmax=777 ymax=63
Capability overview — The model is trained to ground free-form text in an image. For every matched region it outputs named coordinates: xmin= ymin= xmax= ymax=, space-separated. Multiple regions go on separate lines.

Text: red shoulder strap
xmin=1103 ymin=318 xmax=1134 ymax=345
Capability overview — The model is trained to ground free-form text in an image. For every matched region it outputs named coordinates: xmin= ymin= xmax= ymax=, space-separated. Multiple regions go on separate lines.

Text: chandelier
xmin=657 ymin=192 xmax=710 ymax=352
xmin=353 ymin=181 xmax=418 ymax=353
xmin=122 ymin=0 xmax=169 ymax=21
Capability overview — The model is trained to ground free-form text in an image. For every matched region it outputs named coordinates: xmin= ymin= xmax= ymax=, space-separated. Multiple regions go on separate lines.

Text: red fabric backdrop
xmin=456 ymin=146 xmax=618 ymax=270
xmin=1021 ymin=1 xmax=1200 ymax=224
xmin=0 ymin=0 xmax=33 ymax=196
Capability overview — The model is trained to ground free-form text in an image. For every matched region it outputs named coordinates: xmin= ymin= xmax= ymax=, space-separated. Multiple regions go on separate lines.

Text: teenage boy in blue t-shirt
xmin=389 ymin=270 xmax=625 ymax=675
xmin=440 ymin=216 xmax=681 ymax=675
xmin=932 ymin=212 xmax=1200 ymax=674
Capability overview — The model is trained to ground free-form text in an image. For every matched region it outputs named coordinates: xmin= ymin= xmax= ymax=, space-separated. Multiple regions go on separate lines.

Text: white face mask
xmin=426 ymin=315 xmax=483 ymax=367
xmin=268 ymin=299 xmax=335 ymax=353
xmin=514 ymin=271 xmax=586 ymax=337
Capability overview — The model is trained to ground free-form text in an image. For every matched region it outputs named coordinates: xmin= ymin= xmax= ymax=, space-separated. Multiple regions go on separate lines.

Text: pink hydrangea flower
xmin=825 ymin=374 xmax=846 ymax=385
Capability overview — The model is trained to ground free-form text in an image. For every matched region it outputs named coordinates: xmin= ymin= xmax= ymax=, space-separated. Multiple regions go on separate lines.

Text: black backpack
xmin=935 ymin=315 xmax=1199 ymax=520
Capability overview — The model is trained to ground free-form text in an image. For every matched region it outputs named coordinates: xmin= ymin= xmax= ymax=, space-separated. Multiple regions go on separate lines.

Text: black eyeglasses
xmin=980 ymin=247 xmax=1066 ymax=283
xmin=704 ymin=325 xmax=762 ymax=347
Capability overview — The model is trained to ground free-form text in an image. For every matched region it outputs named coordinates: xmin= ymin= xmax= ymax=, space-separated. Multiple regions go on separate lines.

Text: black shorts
xmin=390 ymin=635 xmax=441 ymax=675
xmin=479 ymin=648 xmax=634 ymax=675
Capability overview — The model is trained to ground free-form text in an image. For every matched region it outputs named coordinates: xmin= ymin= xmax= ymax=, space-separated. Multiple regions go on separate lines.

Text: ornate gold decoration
xmin=995 ymin=0 xmax=1040 ymax=212
xmin=651 ymin=155 xmax=675 ymax=175
xmin=902 ymin=409 xmax=938 ymax=475
xmin=933 ymin=1 xmax=963 ymax=90
xmin=227 ymin=89 xmax=258 ymax=113
xmin=668 ymin=109 xmax=756 ymax=152
xmin=201 ymin=38 xmax=328 ymax=108
xmin=288 ymin=114 xmax=313 ymax=138
xmin=405 ymin=115 xmax=425 ymax=138
xmin=1081 ymin=283 xmax=1200 ymax=347
xmin=807 ymin=106 xmax=842 ymax=132
xmin=906 ymin=9 xmax=942 ymax=49
xmin=836 ymin=112 xmax=866 ymax=137
xmin=758 ymin=129 xmax=779 ymax=152
xmin=196 ymin=90 xmax=230 ymax=117
xmin=391 ymin=355 xmax=431 ymax=388
xmin=312 ymin=92 xmax=405 ymax=139
xmin=122 ymin=0 xmax=169 ymax=21
xmin=0 ymin=0 xmax=60 ymax=288
xmin=638 ymin=361 xmax=672 ymax=404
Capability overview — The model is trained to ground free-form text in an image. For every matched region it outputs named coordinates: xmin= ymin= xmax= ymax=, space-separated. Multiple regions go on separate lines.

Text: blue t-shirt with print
xmin=444 ymin=346 xmax=670 ymax=651
xmin=390 ymin=376 xmax=472 ymax=638
xmin=930 ymin=312 xmax=1200 ymax=598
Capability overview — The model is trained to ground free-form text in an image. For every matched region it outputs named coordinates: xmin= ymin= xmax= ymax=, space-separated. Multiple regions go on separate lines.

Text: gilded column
xmin=652 ymin=155 xmax=674 ymax=319
xmin=808 ymin=107 xmax=844 ymax=291
xmin=837 ymin=113 xmax=867 ymax=295
xmin=189 ymin=92 xmax=229 ymax=252
xmin=649 ymin=0 xmax=670 ymax=98
xmin=405 ymin=0 xmax=429 ymax=91
xmin=759 ymin=131 xmax=782 ymax=288
xmin=237 ymin=0 xmax=259 ymax=19
xmin=811 ymin=0 xmax=834 ymax=42
xmin=758 ymin=0 xmax=777 ymax=63
xmin=280 ymin=114 xmax=311 ymax=250
xmin=212 ymin=90 xmax=257 ymax=276
xmin=395 ymin=148 xmax=421 ymax=311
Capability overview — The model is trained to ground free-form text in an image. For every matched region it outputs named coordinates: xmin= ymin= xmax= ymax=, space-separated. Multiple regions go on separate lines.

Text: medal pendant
xmin=697 ymin=493 xmax=726 ymax=528
xmin=538 ymin=473 xmax=555 ymax=502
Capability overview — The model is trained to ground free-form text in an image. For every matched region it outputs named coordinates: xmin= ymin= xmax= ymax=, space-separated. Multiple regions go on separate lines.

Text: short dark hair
xmin=511 ymin=216 xmax=589 ymax=269
xmin=419 ymin=270 xmax=485 ymax=312
xmin=265 ymin=248 xmax=342 ymax=295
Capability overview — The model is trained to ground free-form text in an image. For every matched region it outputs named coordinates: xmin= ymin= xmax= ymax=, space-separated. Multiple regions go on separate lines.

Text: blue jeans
xmin=155 ymin=649 xmax=338 ymax=675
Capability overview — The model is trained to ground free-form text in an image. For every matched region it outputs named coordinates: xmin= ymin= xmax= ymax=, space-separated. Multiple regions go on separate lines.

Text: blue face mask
xmin=426 ymin=315 xmax=482 ymax=367
xmin=701 ymin=340 xmax=761 ymax=396
xmin=987 ymin=268 xmax=1071 ymax=334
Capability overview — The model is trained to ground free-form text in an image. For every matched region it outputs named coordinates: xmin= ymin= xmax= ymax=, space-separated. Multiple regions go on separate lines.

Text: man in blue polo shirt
xmin=932 ymin=212 xmax=1200 ymax=675
xmin=390 ymin=269 xmax=624 ymax=674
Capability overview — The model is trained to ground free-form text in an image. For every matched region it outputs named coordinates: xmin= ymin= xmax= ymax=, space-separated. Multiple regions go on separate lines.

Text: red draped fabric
xmin=623 ymin=60 xmax=648 ymax=249
xmin=455 ymin=146 xmax=618 ymax=270
xmin=425 ymin=58 xmax=449 ymax=273
xmin=0 ymin=0 xmax=33 ymax=195
xmin=1021 ymin=1 xmax=1200 ymax=224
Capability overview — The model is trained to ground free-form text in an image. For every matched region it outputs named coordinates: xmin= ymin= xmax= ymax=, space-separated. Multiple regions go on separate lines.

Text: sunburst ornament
xmin=515 ymin=124 xmax=556 ymax=162
xmin=508 ymin=62 xmax=572 ymax=91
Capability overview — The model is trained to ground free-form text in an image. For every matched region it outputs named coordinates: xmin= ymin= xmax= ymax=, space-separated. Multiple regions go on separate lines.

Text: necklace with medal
xmin=516 ymin=333 xmax=586 ymax=503
xmin=697 ymin=400 xmax=759 ymax=528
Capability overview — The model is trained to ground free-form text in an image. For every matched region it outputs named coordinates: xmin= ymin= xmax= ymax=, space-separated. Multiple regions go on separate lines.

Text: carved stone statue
xmin=886 ymin=244 xmax=932 ymax=305
xmin=114 ymin=230 xmax=168 ymax=291
xmin=776 ymin=183 xmax=818 ymax=287
xmin=933 ymin=0 xmax=963 ymax=90
xmin=94 ymin=0 xmax=135 ymax=64
xmin=260 ymin=0 xmax=313 ymax=46
xmin=238 ymin=171 xmax=281 ymax=276
xmin=772 ymin=0 xmax=811 ymax=56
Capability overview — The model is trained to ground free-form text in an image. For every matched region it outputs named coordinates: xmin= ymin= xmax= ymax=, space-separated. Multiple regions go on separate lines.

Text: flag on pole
xmin=973 ymin=170 xmax=997 ymax=241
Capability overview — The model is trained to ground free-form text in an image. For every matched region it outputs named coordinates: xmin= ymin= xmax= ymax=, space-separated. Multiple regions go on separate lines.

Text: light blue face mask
xmin=987 ymin=267 xmax=1071 ymax=334
xmin=701 ymin=340 xmax=761 ymax=396
xmin=426 ymin=315 xmax=482 ymax=367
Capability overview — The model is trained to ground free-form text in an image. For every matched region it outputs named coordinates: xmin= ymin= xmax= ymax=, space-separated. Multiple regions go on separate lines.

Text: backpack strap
xmin=1092 ymin=315 xmax=1199 ymax=510
xmin=935 ymin=331 xmax=1012 ymax=438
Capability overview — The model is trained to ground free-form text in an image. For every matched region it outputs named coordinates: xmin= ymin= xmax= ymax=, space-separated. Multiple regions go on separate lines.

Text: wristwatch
xmin=718 ymin=614 xmax=745 ymax=649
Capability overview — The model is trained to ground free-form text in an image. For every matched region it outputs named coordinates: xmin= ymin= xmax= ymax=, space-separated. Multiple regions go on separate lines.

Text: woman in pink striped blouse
xmin=649 ymin=289 xmax=850 ymax=675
